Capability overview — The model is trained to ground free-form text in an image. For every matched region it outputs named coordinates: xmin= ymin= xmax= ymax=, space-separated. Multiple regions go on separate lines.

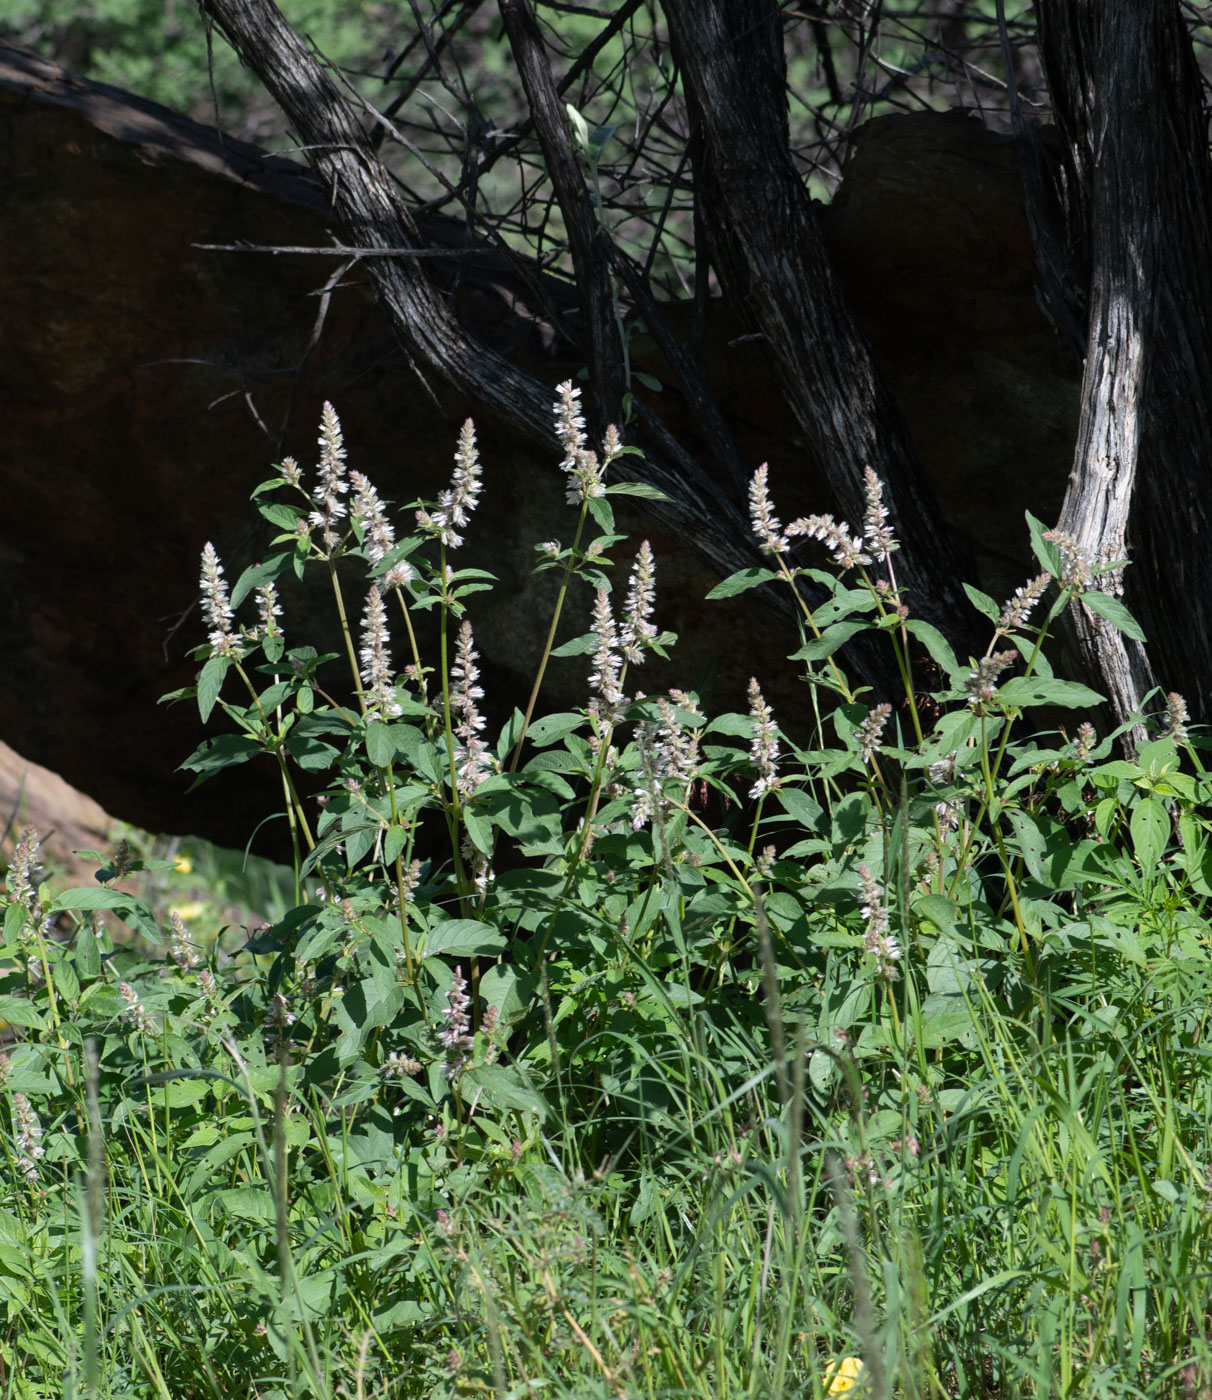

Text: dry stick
xmin=497 ymin=0 xmax=627 ymax=435
xmin=199 ymin=0 xmax=776 ymax=605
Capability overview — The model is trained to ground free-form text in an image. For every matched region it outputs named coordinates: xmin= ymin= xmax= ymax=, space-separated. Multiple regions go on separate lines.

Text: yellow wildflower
xmin=168 ymin=901 xmax=205 ymax=922
xmin=173 ymin=855 xmax=193 ymax=874
xmin=823 ymin=1355 xmax=864 ymax=1395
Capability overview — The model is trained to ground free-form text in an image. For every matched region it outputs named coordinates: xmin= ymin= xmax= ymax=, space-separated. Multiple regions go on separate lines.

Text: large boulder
xmin=0 ymin=43 xmax=1079 ymax=851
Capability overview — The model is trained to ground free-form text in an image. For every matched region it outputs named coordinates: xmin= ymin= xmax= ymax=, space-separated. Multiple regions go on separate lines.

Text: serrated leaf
xmin=462 ymin=1064 xmax=548 ymax=1119
xmin=904 ymin=619 xmax=961 ymax=681
xmin=365 ymin=721 xmax=397 ymax=769
xmin=789 ymin=620 xmax=865 ymax=662
xmin=605 ymin=480 xmax=669 ymax=500
xmin=706 ymin=567 xmax=779 ymax=599
xmin=526 ymin=712 xmax=585 ymax=746
xmin=0 ymin=996 xmax=45 ymax=1029
xmin=258 ymin=502 xmax=302 ymax=532
xmin=231 ymin=553 xmax=293 ymax=610
xmin=423 ymin=920 xmax=507 ymax=957
xmin=1129 ymin=797 xmax=1169 ymax=873
xmin=963 ymin=583 xmax=1000 ymax=622
xmin=549 ymin=633 xmax=596 ymax=658
xmin=1082 ymin=591 xmax=1147 ymax=643
xmin=996 ymin=676 xmax=1105 ymax=709
xmin=197 ymin=655 xmax=230 ymax=725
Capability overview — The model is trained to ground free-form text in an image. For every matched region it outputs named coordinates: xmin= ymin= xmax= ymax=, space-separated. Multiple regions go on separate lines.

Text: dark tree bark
xmin=198 ymin=0 xmax=775 ymax=603
xmin=662 ymin=0 xmax=982 ymax=654
xmin=1034 ymin=1 xmax=1212 ymax=727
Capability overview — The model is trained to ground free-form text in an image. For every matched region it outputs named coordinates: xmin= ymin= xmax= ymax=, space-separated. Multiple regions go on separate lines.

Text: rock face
xmin=0 ymin=43 xmax=1079 ymax=852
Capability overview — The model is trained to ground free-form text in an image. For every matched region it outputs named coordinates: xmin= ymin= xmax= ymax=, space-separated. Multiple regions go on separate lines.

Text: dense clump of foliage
xmin=3 ymin=393 xmax=1212 ymax=1399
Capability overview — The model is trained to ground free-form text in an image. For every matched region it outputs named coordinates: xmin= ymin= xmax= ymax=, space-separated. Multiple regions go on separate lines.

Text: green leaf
xmin=464 ymin=807 xmax=493 ymax=855
xmin=1081 ymin=590 xmax=1146 ymax=642
xmin=462 ymin=1064 xmax=548 ymax=1119
xmin=0 ymin=995 xmax=45 ymax=1030
xmin=903 ymin=619 xmax=961 ymax=682
xmin=963 ymin=583 xmax=1000 ymax=622
xmin=526 ymin=712 xmax=585 ymax=746
xmin=285 ymin=734 xmax=341 ymax=772
xmin=1025 ymin=511 xmax=1062 ymax=575
xmin=605 ymin=480 xmax=669 ymax=501
xmin=258 ymin=502 xmax=302 ymax=532
xmin=996 ymin=676 xmax=1105 ymax=709
xmin=706 ymin=567 xmax=780 ymax=600
xmin=1004 ymin=808 xmax=1047 ymax=882
xmin=549 ymin=633 xmax=596 ymax=658
xmin=789 ymin=620 xmax=865 ymax=662
xmin=423 ymin=920 xmax=507 ymax=957
xmin=1129 ymin=798 xmax=1169 ymax=872
xmin=775 ymin=786 xmax=824 ymax=832
xmin=231 ymin=553 xmax=293 ymax=610
xmin=180 ymin=734 xmax=261 ymax=784
xmin=197 ymin=655 xmax=230 ymax=725
xmin=365 ymin=721 xmax=397 ymax=769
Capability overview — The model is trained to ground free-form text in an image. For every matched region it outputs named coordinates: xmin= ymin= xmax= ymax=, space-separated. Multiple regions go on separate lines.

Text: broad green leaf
xmin=365 ymin=721 xmax=397 ymax=769
xmin=0 ymin=995 xmax=45 ymax=1030
xmin=1004 ymin=808 xmax=1047 ymax=882
xmin=231 ymin=552 xmax=293 ymax=610
xmin=180 ymin=733 xmax=261 ymax=782
xmin=996 ymin=676 xmax=1105 ymax=709
xmin=197 ymin=655 xmax=230 ymax=724
xmin=1082 ymin=590 xmax=1146 ymax=642
xmin=904 ymin=619 xmax=962 ymax=682
xmin=257 ymin=501 xmax=302 ymax=532
xmin=963 ymin=583 xmax=1000 ymax=622
xmin=549 ymin=633 xmax=596 ymax=658
xmin=1129 ymin=797 xmax=1169 ymax=872
xmin=423 ymin=920 xmax=507 ymax=957
xmin=526 ymin=712 xmax=585 ymax=746
xmin=706 ymin=567 xmax=780 ymax=599
xmin=462 ymin=1064 xmax=548 ymax=1119
xmin=605 ymin=481 xmax=670 ymax=501
xmin=789 ymin=620 xmax=865 ymax=663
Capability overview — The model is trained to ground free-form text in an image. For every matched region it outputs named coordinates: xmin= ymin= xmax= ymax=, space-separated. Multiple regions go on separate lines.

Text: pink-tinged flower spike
xmin=861 ymin=467 xmax=898 ymax=560
xmin=255 ymin=581 xmax=283 ymax=642
xmin=277 ymin=455 xmax=302 ymax=488
xmin=1163 ymin=692 xmax=1190 ymax=741
xmin=351 ymin=471 xmax=414 ymax=588
xmin=309 ymin=402 xmax=349 ymax=549
xmin=12 ymin=1093 xmax=43 ymax=1185
xmin=749 ymin=464 xmax=789 ymax=555
xmin=631 ymin=696 xmax=700 ymax=831
xmin=451 ymin=619 xmax=492 ymax=796
xmin=747 ymin=678 xmax=780 ymax=799
xmin=5 ymin=825 xmax=42 ymax=913
xmin=199 ymin=543 xmax=243 ymax=658
xmin=855 ymin=702 xmax=891 ymax=763
xmin=439 ymin=966 xmax=474 ymax=1082
xmin=418 ymin=420 xmax=482 ymax=549
xmin=553 ymin=380 xmax=588 ymax=470
xmin=588 ymin=588 xmax=625 ymax=721
xmin=1042 ymin=528 xmax=1093 ymax=590
xmin=620 ymin=541 xmax=658 ymax=664
xmin=996 ymin=573 xmax=1051 ymax=636
xmin=786 ymin=513 xmax=870 ymax=569
xmin=359 ymin=585 xmax=401 ymax=719
xmin=966 ymin=650 xmax=1017 ymax=709
xmin=858 ymin=866 xmax=901 ymax=981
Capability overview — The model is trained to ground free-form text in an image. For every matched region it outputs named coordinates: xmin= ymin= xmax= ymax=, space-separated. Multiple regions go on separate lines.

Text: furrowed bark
xmin=662 ymin=0 xmax=982 ymax=655
xmin=1035 ymin=0 xmax=1212 ymax=727
xmin=197 ymin=0 xmax=775 ymax=598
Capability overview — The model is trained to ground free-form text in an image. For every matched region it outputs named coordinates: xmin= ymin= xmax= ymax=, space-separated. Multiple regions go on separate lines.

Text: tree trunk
xmin=662 ymin=0 xmax=982 ymax=655
xmin=1034 ymin=0 xmax=1212 ymax=728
